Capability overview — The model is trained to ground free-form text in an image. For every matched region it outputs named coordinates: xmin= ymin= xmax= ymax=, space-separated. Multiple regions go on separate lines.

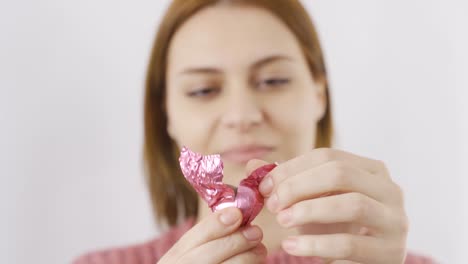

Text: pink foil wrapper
xmin=179 ymin=146 xmax=276 ymax=226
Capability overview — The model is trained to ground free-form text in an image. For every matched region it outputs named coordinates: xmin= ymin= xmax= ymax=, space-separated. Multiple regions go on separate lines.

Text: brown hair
xmin=144 ymin=0 xmax=333 ymax=228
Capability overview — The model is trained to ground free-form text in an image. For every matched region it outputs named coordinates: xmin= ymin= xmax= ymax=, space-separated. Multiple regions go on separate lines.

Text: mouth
xmin=220 ymin=145 xmax=274 ymax=165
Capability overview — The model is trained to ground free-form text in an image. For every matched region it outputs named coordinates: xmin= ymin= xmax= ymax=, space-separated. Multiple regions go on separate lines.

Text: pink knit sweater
xmin=73 ymin=218 xmax=435 ymax=264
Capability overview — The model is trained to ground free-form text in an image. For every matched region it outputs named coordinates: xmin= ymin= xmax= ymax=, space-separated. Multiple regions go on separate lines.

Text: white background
xmin=1 ymin=0 xmax=466 ymax=263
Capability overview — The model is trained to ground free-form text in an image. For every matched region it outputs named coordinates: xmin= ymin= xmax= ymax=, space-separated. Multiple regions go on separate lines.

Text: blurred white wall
xmin=1 ymin=0 xmax=466 ymax=263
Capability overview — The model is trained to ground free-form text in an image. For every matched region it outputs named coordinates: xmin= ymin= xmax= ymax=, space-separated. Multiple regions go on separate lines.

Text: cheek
xmin=167 ymin=97 xmax=217 ymax=152
xmin=265 ymin=89 xmax=318 ymax=152
xmin=269 ymin=104 xmax=316 ymax=143
xmin=267 ymin=90 xmax=318 ymax=131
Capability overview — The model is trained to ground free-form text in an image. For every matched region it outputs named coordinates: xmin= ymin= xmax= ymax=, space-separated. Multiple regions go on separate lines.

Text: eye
xmin=257 ymin=78 xmax=290 ymax=90
xmin=187 ymin=87 xmax=220 ymax=98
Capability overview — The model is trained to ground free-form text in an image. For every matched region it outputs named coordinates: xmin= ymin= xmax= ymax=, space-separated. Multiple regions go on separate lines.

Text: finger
xmin=260 ymin=148 xmax=389 ymax=196
xmin=282 ymin=234 xmax=396 ymax=264
xmin=169 ymin=207 xmax=242 ymax=258
xmin=222 ymin=243 xmax=267 ymax=264
xmin=276 ymin=192 xmax=393 ymax=233
xmin=179 ymin=225 xmax=263 ymax=264
xmin=265 ymin=160 xmax=401 ymax=212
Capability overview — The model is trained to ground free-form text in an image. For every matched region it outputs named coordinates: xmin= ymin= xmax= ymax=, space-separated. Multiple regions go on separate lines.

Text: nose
xmin=220 ymin=89 xmax=264 ymax=132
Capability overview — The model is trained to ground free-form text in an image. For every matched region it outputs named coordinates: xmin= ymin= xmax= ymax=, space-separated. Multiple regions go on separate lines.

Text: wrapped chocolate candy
xmin=179 ymin=146 xmax=276 ymax=226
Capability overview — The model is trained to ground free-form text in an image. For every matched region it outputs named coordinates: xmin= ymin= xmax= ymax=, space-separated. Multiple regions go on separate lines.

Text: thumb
xmin=245 ymin=159 xmax=270 ymax=177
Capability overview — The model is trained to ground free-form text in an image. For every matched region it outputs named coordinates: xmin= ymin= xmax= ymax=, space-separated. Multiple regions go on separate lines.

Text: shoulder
xmin=72 ymin=218 xmax=195 ymax=264
xmin=405 ymin=251 xmax=438 ymax=264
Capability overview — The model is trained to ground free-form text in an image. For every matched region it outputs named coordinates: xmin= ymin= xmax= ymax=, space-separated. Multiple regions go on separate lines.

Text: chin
xmin=222 ymin=162 xmax=247 ymax=186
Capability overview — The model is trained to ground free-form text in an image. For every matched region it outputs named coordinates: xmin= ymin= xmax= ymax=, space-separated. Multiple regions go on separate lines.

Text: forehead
xmin=167 ymin=5 xmax=305 ymax=73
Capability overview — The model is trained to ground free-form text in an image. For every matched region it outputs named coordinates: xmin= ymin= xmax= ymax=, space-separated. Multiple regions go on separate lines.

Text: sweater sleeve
xmin=72 ymin=219 xmax=195 ymax=264
xmin=263 ymin=250 xmax=436 ymax=264
xmin=73 ymin=243 xmax=437 ymax=264
xmin=71 ymin=239 xmax=163 ymax=264
xmin=72 ymin=216 xmax=436 ymax=264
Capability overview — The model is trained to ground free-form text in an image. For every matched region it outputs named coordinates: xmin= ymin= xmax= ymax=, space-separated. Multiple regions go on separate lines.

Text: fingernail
xmin=282 ymin=237 xmax=298 ymax=251
xmin=219 ymin=208 xmax=240 ymax=225
xmin=242 ymin=226 xmax=262 ymax=241
xmin=267 ymin=193 xmax=279 ymax=212
xmin=277 ymin=208 xmax=293 ymax=227
xmin=259 ymin=176 xmax=273 ymax=195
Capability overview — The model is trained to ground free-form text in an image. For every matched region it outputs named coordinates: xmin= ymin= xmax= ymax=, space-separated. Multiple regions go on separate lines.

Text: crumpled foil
xmin=179 ymin=146 xmax=276 ymax=226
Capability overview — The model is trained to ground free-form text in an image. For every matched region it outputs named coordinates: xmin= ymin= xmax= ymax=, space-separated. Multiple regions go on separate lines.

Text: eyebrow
xmin=178 ymin=55 xmax=294 ymax=76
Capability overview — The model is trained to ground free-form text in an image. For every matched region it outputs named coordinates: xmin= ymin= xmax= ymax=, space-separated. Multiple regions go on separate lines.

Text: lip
xmin=220 ymin=145 xmax=274 ymax=164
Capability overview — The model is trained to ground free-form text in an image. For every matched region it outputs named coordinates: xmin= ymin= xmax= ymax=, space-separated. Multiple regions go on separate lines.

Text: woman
xmin=75 ymin=0 xmax=435 ymax=263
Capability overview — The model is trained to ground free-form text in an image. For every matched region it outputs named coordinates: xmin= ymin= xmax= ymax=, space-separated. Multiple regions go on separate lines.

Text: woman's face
xmin=166 ymin=5 xmax=326 ymax=185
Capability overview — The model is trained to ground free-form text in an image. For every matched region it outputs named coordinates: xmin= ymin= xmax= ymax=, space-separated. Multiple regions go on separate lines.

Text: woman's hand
xmin=257 ymin=148 xmax=409 ymax=264
xmin=158 ymin=207 xmax=266 ymax=264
